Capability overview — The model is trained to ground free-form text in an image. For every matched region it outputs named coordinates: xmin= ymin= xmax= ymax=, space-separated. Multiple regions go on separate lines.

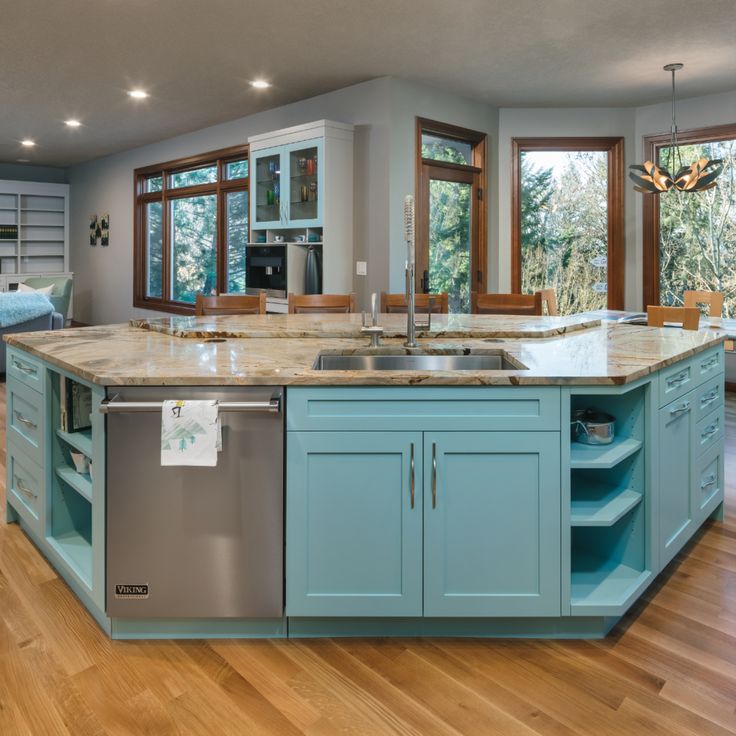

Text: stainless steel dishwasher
xmin=103 ymin=386 xmax=283 ymax=618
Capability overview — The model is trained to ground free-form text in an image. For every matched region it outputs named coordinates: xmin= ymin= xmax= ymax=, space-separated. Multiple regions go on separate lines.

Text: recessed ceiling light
xmin=65 ymin=119 xmax=82 ymax=127
xmin=128 ymin=89 xmax=149 ymax=99
xmin=21 ymin=139 xmax=35 ymax=147
xmin=16 ymin=159 xmax=30 ymax=163
xmin=250 ymin=80 xmax=271 ymax=89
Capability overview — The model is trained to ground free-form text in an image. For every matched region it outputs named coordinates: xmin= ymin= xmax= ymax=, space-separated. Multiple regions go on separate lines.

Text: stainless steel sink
xmin=313 ymin=352 xmax=525 ymax=371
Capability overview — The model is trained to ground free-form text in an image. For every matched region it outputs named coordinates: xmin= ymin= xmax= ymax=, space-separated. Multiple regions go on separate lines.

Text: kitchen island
xmin=4 ymin=314 xmax=726 ymax=639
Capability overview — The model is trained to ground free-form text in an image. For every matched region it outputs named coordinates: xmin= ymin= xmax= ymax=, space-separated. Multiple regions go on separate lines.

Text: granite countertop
xmin=3 ymin=314 xmax=726 ymax=387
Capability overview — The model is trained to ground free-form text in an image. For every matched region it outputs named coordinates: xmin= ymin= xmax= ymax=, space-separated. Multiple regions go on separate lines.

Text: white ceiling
xmin=2 ymin=0 xmax=735 ymax=166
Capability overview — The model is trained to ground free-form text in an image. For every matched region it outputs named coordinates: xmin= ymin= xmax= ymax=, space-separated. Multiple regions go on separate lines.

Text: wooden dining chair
xmin=537 ymin=288 xmax=558 ymax=316
xmin=288 ymin=293 xmax=356 ymax=313
xmin=683 ymin=289 xmax=724 ymax=318
xmin=195 ymin=292 xmax=267 ymax=316
xmin=471 ymin=292 xmax=543 ymax=316
xmin=646 ymin=305 xmax=700 ymax=331
xmin=380 ymin=292 xmax=449 ymax=314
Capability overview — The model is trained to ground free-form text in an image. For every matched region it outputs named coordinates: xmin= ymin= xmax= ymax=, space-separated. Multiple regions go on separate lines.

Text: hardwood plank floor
xmin=1 ymin=382 xmax=735 ymax=735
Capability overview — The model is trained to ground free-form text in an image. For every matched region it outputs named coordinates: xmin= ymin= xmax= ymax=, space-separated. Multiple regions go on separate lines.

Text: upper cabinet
xmin=251 ymin=139 xmax=324 ymax=228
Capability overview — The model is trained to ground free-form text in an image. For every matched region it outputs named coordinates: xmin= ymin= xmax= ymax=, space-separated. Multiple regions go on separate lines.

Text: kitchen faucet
xmin=361 ymin=292 xmax=383 ymax=347
xmin=404 ymin=195 xmax=418 ymax=348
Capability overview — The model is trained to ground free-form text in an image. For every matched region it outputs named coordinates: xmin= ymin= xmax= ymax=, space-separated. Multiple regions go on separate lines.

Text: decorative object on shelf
xmin=629 ymin=64 xmax=723 ymax=194
xmin=306 ymin=158 xmax=316 ymax=176
xmin=100 ymin=213 xmax=109 ymax=246
xmin=307 ymin=231 xmax=320 ymax=243
xmin=70 ymin=451 xmax=90 ymax=475
xmin=266 ymin=189 xmax=275 ymax=206
xmin=273 ymin=235 xmax=285 ymax=243
xmin=255 ymin=231 xmax=267 ymax=243
xmin=89 ymin=214 xmax=98 ymax=246
xmin=305 ymin=246 xmax=321 ymax=294
xmin=298 ymin=157 xmax=307 ymax=173
xmin=295 ymin=234 xmax=306 ymax=242
xmin=308 ymin=181 xmax=317 ymax=201
xmin=0 ymin=224 xmax=18 ymax=240
xmin=300 ymin=184 xmax=308 ymax=202
xmin=571 ymin=408 xmax=615 ymax=445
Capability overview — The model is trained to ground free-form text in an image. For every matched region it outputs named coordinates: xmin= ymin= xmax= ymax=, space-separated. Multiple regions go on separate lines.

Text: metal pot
xmin=571 ymin=408 xmax=615 ymax=445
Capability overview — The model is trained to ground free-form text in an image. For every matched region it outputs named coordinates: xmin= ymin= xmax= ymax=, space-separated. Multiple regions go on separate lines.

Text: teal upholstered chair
xmin=23 ymin=276 xmax=73 ymax=320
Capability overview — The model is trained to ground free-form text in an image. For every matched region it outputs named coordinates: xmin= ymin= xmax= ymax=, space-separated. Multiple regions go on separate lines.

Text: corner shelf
xmin=570 ymin=437 xmax=642 ymax=469
xmin=47 ymin=531 xmax=92 ymax=588
xmin=56 ymin=428 xmax=92 ymax=456
xmin=571 ymin=552 xmax=651 ymax=614
xmin=55 ymin=464 xmax=93 ymax=503
xmin=571 ymin=485 xmax=642 ymax=527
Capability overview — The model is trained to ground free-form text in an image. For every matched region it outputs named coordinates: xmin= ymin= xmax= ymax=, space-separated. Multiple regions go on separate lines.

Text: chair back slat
xmin=288 ymin=293 xmax=356 ymax=314
xmin=647 ymin=305 xmax=700 ymax=330
xmin=195 ymin=293 xmax=267 ymax=316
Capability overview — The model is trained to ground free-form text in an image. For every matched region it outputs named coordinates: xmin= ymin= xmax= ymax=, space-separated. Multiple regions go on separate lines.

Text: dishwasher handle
xmin=100 ymin=394 xmax=281 ymax=414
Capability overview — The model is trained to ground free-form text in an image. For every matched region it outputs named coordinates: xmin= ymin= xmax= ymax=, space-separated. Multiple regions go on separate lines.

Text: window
xmin=642 ymin=124 xmax=736 ymax=315
xmin=416 ymin=119 xmax=486 ymax=313
xmin=134 ymin=146 xmax=248 ymax=313
xmin=512 ymin=138 xmax=625 ymax=314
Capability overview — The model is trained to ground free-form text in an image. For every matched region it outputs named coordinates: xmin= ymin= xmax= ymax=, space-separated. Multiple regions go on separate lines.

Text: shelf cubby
xmin=570 ymin=436 xmax=642 ymax=469
xmin=55 ymin=465 xmax=93 ymax=503
xmin=56 ymin=427 xmax=92 ymax=456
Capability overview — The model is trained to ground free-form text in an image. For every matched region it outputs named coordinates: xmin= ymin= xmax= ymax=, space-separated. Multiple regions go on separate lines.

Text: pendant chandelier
xmin=629 ymin=63 xmax=723 ymax=194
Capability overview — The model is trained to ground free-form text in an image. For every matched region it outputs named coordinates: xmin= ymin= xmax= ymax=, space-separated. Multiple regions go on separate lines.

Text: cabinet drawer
xmin=286 ymin=387 xmax=561 ymax=432
xmin=694 ymin=374 xmax=724 ymax=423
xmin=7 ymin=379 xmax=45 ymax=465
xmin=659 ymin=360 xmax=696 ymax=407
xmin=7 ymin=443 xmax=44 ymax=537
xmin=693 ymin=345 xmax=724 ymax=384
xmin=693 ymin=444 xmax=723 ymax=523
xmin=6 ymin=348 xmax=44 ymax=394
xmin=694 ymin=405 xmax=724 ymax=458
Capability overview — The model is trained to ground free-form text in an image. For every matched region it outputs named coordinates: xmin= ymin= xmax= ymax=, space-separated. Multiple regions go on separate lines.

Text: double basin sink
xmin=313 ymin=349 xmax=526 ymax=372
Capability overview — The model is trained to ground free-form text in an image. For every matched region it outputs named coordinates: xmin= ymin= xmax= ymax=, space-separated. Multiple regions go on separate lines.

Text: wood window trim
xmin=511 ymin=136 xmax=625 ymax=310
xmin=133 ymin=144 xmax=248 ymax=315
xmin=415 ymin=117 xmax=488 ymax=298
xmin=642 ymin=122 xmax=736 ymax=308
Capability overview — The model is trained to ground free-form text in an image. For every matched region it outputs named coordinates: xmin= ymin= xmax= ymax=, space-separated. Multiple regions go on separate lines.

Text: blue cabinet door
xmin=423 ymin=432 xmax=561 ymax=616
xmin=286 ymin=431 xmax=423 ymax=616
xmin=658 ymin=394 xmax=695 ymax=568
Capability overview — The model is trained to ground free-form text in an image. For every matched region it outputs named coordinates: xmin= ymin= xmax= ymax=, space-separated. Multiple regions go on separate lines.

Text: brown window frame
xmin=133 ymin=144 xmax=249 ymax=315
xmin=415 ymin=118 xmax=487 ymax=304
xmin=642 ymin=122 xmax=736 ymax=308
xmin=511 ymin=136 xmax=625 ymax=309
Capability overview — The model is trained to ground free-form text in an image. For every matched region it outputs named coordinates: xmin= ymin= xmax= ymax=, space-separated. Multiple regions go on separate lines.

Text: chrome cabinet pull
xmin=669 ymin=401 xmax=690 ymax=416
xmin=431 ymin=442 xmax=437 ymax=509
xmin=12 ymin=359 xmax=37 ymax=376
xmin=409 ymin=443 xmax=415 ymax=510
xmin=701 ymin=421 xmax=719 ymax=441
xmin=701 ymin=473 xmax=717 ymax=490
xmin=701 ymin=356 xmax=719 ymax=370
xmin=700 ymin=389 xmax=719 ymax=408
xmin=14 ymin=410 xmax=37 ymax=429
xmin=667 ymin=370 xmax=689 ymax=388
xmin=15 ymin=476 xmax=37 ymax=500
xmin=100 ymin=396 xmax=281 ymax=414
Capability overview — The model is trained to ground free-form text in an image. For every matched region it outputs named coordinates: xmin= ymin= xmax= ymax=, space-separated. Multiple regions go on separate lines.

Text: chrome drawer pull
xmin=409 ymin=443 xmax=415 ymax=510
xmin=14 ymin=410 xmax=37 ymax=429
xmin=12 ymin=359 xmax=37 ymax=376
xmin=667 ymin=370 xmax=689 ymax=388
xmin=701 ymin=422 xmax=719 ymax=441
xmin=700 ymin=390 xmax=719 ymax=407
xmin=431 ymin=442 xmax=437 ymax=509
xmin=701 ymin=474 xmax=717 ymax=490
xmin=669 ymin=401 xmax=690 ymax=416
xmin=15 ymin=477 xmax=38 ymax=500
xmin=701 ymin=356 xmax=719 ymax=370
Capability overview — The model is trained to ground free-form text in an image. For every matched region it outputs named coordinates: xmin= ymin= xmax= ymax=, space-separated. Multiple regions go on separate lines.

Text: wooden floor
xmin=1 ymin=385 xmax=736 ymax=735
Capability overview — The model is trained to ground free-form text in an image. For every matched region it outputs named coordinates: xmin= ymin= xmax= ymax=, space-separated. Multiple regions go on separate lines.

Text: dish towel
xmin=161 ymin=400 xmax=221 ymax=467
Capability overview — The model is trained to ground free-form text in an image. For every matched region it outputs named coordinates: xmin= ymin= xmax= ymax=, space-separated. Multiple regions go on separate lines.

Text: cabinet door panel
xmin=658 ymin=395 xmax=695 ymax=568
xmin=251 ymin=146 xmax=285 ymax=229
xmin=424 ymin=432 xmax=560 ymax=616
xmin=286 ymin=431 xmax=422 ymax=616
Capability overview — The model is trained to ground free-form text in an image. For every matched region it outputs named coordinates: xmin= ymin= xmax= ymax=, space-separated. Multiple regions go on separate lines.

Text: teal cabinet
xmin=423 ymin=432 xmax=561 ymax=616
xmin=286 ymin=431 xmax=423 ymax=616
xmin=250 ymin=139 xmax=324 ymax=230
xmin=658 ymin=392 xmax=696 ymax=568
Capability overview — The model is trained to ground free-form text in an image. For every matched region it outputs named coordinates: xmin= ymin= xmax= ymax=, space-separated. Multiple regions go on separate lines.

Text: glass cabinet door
xmin=253 ymin=149 xmax=283 ymax=226
xmin=287 ymin=141 xmax=323 ymax=226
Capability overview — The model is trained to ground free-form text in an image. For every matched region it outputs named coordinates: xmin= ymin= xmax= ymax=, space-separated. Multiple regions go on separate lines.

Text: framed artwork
xmin=100 ymin=213 xmax=109 ymax=246
xmin=89 ymin=214 xmax=98 ymax=246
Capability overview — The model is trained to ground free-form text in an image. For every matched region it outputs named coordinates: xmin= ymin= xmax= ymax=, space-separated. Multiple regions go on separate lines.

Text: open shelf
xmin=56 ymin=427 xmax=92 ymax=456
xmin=55 ymin=465 xmax=93 ymax=503
xmin=571 ymin=483 xmax=642 ymax=526
xmin=570 ymin=437 xmax=642 ymax=469
xmin=47 ymin=530 xmax=92 ymax=588
xmin=571 ymin=552 xmax=650 ymax=612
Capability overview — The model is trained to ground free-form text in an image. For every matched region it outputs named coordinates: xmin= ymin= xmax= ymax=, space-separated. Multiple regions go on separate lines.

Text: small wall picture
xmin=89 ymin=214 xmax=98 ymax=246
xmin=100 ymin=213 xmax=109 ymax=246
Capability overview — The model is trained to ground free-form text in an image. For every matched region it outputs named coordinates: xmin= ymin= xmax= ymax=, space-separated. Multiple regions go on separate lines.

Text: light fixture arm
xmin=664 ymin=62 xmax=683 ymax=171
